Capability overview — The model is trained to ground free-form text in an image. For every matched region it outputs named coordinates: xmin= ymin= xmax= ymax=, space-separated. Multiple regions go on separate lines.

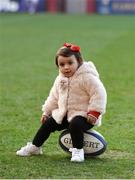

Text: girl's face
xmin=57 ymin=55 xmax=79 ymax=77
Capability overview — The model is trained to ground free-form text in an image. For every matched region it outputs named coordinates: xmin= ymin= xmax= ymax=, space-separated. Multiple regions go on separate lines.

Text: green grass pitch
xmin=0 ymin=13 xmax=135 ymax=179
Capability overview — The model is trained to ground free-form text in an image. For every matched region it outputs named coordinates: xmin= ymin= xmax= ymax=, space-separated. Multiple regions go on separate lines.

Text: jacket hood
xmin=75 ymin=61 xmax=99 ymax=77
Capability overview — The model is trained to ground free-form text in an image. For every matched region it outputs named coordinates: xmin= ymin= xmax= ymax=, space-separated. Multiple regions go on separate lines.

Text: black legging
xmin=32 ymin=115 xmax=93 ymax=149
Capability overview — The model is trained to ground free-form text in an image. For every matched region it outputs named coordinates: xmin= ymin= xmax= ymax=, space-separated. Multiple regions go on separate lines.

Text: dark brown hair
xmin=55 ymin=47 xmax=83 ymax=66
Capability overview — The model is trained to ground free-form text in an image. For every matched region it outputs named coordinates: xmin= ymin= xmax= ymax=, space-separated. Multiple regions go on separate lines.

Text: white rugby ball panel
xmin=60 ymin=132 xmax=72 ymax=152
xmin=83 ymin=130 xmax=107 ymax=156
xmin=59 ymin=129 xmax=107 ymax=156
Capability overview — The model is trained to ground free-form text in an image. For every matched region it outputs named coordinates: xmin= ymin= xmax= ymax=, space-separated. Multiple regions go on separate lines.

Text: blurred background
xmin=1 ymin=0 xmax=135 ymax=15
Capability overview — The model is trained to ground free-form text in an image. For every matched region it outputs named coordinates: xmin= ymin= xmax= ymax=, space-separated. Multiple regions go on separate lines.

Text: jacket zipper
xmin=66 ymin=78 xmax=70 ymax=117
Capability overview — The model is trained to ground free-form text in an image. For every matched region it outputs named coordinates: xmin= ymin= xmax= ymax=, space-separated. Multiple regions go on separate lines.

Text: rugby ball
xmin=59 ymin=129 xmax=107 ymax=156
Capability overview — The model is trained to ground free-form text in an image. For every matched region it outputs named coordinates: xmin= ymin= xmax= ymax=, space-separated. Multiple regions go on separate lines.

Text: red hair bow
xmin=63 ymin=43 xmax=80 ymax=52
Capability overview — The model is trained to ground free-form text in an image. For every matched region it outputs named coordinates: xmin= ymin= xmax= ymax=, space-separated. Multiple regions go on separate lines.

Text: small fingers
xmin=87 ymin=116 xmax=97 ymax=125
xmin=40 ymin=115 xmax=47 ymax=124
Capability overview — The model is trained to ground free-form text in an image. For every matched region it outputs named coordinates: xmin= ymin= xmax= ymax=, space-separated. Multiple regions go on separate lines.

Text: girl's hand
xmin=40 ymin=115 xmax=48 ymax=124
xmin=87 ymin=115 xmax=97 ymax=125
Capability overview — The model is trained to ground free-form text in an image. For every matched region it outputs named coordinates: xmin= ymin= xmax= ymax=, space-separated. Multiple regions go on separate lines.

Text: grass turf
xmin=0 ymin=13 xmax=135 ymax=179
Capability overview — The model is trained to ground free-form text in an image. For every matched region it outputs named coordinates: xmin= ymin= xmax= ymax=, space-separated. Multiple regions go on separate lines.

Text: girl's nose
xmin=64 ymin=64 xmax=69 ymax=69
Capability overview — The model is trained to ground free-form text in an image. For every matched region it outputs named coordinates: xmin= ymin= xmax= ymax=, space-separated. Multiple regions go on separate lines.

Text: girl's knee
xmin=69 ymin=116 xmax=83 ymax=130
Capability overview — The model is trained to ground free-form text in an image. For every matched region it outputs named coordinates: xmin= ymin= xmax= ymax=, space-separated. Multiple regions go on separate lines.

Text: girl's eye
xmin=59 ymin=63 xmax=65 ymax=67
xmin=68 ymin=61 xmax=73 ymax=65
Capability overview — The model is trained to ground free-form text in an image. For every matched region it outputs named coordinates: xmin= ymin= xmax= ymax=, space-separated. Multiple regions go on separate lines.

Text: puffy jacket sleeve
xmin=42 ymin=77 xmax=59 ymax=116
xmin=83 ymin=74 xmax=107 ymax=115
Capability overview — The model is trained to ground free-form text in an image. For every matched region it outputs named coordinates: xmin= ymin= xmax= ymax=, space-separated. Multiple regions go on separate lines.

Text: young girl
xmin=16 ymin=43 xmax=107 ymax=162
